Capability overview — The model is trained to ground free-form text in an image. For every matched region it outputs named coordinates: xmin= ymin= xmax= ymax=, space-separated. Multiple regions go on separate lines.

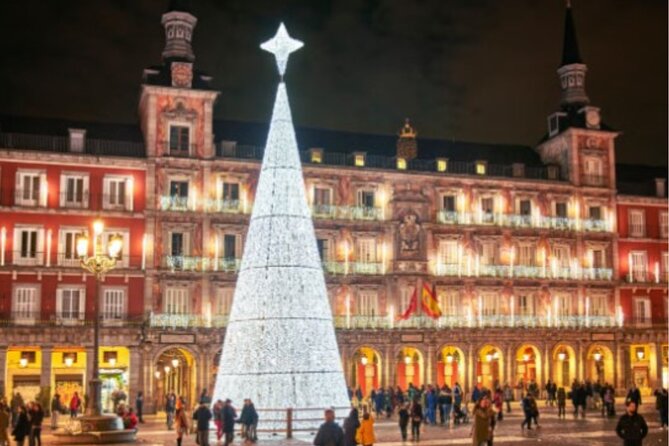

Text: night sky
xmin=0 ymin=0 xmax=666 ymax=166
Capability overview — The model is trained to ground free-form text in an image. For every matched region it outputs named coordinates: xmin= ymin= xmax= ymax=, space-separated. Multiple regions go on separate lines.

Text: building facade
xmin=0 ymin=3 xmax=666 ymax=413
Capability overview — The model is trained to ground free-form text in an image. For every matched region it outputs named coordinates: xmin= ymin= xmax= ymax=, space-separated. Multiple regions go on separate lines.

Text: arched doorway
xmin=515 ymin=345 xmax=541 ymax=389
xmin=477 ymin=345 xmax=503 ymax=389
xmin=154 ymin=347 xmax=196 ymax=409
xmin=552 ymin=344 xmax=576 ymax=388
xmin=351 ymin=347 xmax=382 ymax=398
xmin=396 ymin=347 xmax=423 ymax=391
xmin=586 ymin=345 xmax=614 ymax=385
xmin=437 ymin=346 xmax=465 ymax=388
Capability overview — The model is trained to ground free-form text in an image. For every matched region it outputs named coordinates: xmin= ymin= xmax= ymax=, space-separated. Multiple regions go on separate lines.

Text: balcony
xmin=148 ymin=313 xmax=229 ymax=329
xmin=160 ymin=142 xmax=197 ymax=158
xmin=581 ymin=174 xmax=607 ymax=187
xmin=13 ymin=189 xmax=46 ymax=208
xmin=311 ymin=204 xmax=383 ymax=221
xmin=206 ymin=198 xmax=243 ymax=214
xmin=433 ymin=262 xmax=612 ymax=281
xmin=1 ymin=312 xmax=138 ymax=327
xmin=582 ymin=218 xmax=608 ymax=232
xmin=332 ymin=314 xmax=619 ymax=329
xmin=435 ymin=211 xmax=606 ymax=233
xmin=163 ymin=256 xmax=241 ymax=273
xmin=322 ymin=261 xmax=384 ymax=275
xmin=0 ymin=132 xmax=145 ymax=157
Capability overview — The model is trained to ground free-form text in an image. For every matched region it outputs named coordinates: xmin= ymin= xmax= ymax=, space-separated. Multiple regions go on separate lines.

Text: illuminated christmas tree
xmin=212 ymin=23 xmax=350 ymax=431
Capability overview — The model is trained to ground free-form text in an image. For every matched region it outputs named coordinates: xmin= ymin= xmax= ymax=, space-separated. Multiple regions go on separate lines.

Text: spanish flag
xmin=398 ymin=287 xmax=418 ymax=320
xmin=421 ymin=283 xmax=442 ymax=319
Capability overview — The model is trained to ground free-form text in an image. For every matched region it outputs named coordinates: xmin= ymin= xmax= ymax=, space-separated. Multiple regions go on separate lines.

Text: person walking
xmin=222 ymin=399 xmax=237 ymax=446
xmin=27 ymin=402 xmax=43 ymax=446
xmin=357 ymin=412 xmax=375 ymax=446
xmin=470 ymin=397 xmax=495 ymax=446
xmin=0 ymin=402 xmax=10 ymax=446
xmin=10 ymin=394 xmax=23 ymax=429
xmin=49 ymin=394 xmax=60 ymax=430
xmin=502 ymin=384 xmax=513 ymax=414
xmin=616 ymin=401 xmax=648 ymax=446
xmin=174 ymin=405 xmax=189 ymax=446
xmin=398 ymin=404 xmax=409 ymax=442
xmin=68 ymin=392 xmax=80 ymax=419
xmin=492 ymin=388 xmax=503 ymax=421
xmin=192 ymin=401 xmax=213 ymax=446
xmin=313 ymin=409 xmax=344 ymax=446
xmin=165 ymin=392 xmax=176 ymax=430
xmin=213 ymin=399 xmax=224 ymax=443
xmin=626 ymin=384 xmax=642 ymax=407
xmin=520 ymin=394 xmax=533 ymax=431
xmin=239 ymin=399 xmax=258 ymax=443
xmin=556 ymin=387 xmax=566 ymax=419
xmin=11 ymin=406 xmax=30 ymax=446
xmin=134 ymin=391 xmax=144 ymax=424
xmin=654 ymin=388 xmax=668 ymax=429
xmin=410 ymin=398 xmax=423 ymax=442
xmin=443 ymin=386 xmax=453 ymax=427
xmin=342 ymin=408 xmax=360 ymax=446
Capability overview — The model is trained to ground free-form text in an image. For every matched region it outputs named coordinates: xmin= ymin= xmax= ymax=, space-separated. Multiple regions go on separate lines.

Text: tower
xmin=212 ymin=24 xmax=350 ymax=431
xmin=397 ymin=118 xmax=418 ymax=160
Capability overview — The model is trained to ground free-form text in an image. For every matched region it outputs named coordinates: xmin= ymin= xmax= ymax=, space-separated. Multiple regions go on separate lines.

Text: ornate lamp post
xmin=74 ymin=219 xmax=124 ymax=428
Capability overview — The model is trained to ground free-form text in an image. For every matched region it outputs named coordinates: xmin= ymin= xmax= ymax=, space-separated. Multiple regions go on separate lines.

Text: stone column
xmin=85 ymin=347 xmax=95 ymax=408
xmin=426 ymin=344 xmax=434 ymax=385
xmin=0 ymin=348 xmax=7 ymax=399
xmin=466 ymin=344 xmax=474 ymax=394
xmin=506 ymin=346 xmax=513 ymax=387
xmin=543 ymin=344 xmax=550 ymax=388
xmin=384 ymin=345 xmax=392 ymax=388
xmin=577 ymin=342 xmax=584 ymax=382
xmin=40 ymin=346 xmax=52 ymax=389
xmin=654 ymin=341 xmax=664 ymax=389
xmin=129 ymin=347 xmax=143 ymax=406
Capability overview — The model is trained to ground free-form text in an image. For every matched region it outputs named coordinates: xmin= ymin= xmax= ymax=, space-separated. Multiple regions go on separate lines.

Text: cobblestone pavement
xmin=40 ymin=400 xmax=667 ymax=445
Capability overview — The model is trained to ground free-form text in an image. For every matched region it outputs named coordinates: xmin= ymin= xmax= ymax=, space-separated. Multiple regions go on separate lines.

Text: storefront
xmin=6 ymin=347 xmax=42 ymax=404
xmin=99 ymin=347 xmax=130 ymax=413
xmin=51 ymin=348 xmax=86 ymax=411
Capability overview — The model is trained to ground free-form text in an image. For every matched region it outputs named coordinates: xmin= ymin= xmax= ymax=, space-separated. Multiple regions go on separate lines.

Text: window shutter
xmin=59 ymin=175 xmax=66 ymax=207
xmin=14 ymin=172 xmax=21 ymax=203
xmin=37 ymin=228 xmax=45 ymax=265
xmin=184 ymin=232 xmax=191 ymax=256
xmin=83 ymin=176 xmax=90 ymax=208
xmin=39 ymin=173 xmax=47 ymax=207
xmin=235 ymin=234 xmax=242 ymax=258
xmin=55 ymin=288 xmax=62 ymax=318
xmin=78 ymin=288 xmax=86 ymax=320
xmin=102 ymin=178 xmax=110 ymax=209
xmin=125 ymin=178 xmax=133 ymax=211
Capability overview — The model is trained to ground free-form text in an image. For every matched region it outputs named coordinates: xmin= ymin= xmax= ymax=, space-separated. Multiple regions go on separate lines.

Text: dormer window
xmin=397 ymin=158 xmax=407 ymax=170
xmin=169 ymin=125 xmax=190 ymax=155
xmin=475 ymin=161 xmax=487 ymax=175
xmin=436 ymin=158 xmax=448 ymax=172
xmin=310 ymin=148 xmax=323 ymax=164
xmin=353 ymin=152 xmax=366 ymax=167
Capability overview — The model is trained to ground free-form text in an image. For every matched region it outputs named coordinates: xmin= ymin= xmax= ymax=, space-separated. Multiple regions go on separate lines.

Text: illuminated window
xmin=354 ymin=153 xmax=366 ymax=167
xmin=358 ymin=290 xmax=378 ymax=316
xmin=660 ymin=212 xmax=668 ymax=238
xmin=310 ymin=149 xmax=323 ymax=163
xmin=475 ymin=161 xmax=487 ymax=175
xmin=628 ymin=209 xmax=646 ymax=237
xmin=397 ymin=158 xmax=407 ymax=170
xmin=169 ymin=125 xmax=190 ymax=155
xmin=436 ymin=158 xmax=448 ymax=172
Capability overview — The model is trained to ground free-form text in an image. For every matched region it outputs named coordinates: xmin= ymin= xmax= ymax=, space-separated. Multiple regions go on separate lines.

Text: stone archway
xmin=152 ymin=346 xmax=197 ymax=409
xmin=351 ymin=346 xmax=382 ymax=398
xmin=396 ymin=346 xmax=424 ymax=391
xmin=437 ymin=345 xmax=466 ymax=388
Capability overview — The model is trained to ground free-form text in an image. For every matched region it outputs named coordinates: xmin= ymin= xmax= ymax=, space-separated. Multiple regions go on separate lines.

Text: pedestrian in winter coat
xmin=502 ymin=384 xmax=513 ymax=413
xmin=0 ymin=403 xmax=9 ymax=446
xmin=626 ymin=385 xmax=642 ymax=407
xmin=10 ymin=394 xmax=23 ymax=429
xmin=49 ymin=394 xmax=61 ymax=430
xmin=11 ymin=406 xmax=30 ymax=446
xmin=28 ymin=402 xmax=43 ymax=446
xmin=357 ymin=412 xmax=375 ymax=446
xmin=192 ymin=402 xmax=213 ymax=446
xmin=520 ymin=394 xmax=533 ymax=430
xmin=492 ymin=389 xmax=504 ymax=421
xmin=616 ymin=401 xmax=648 ymax=446
xmin=398 ymin=404 xmax=409 ymax=441
xmin=239 ymin=399 xmax=259 ymax=442
xmin=222 ymin=399 xmax=237 ymax=446
xmin=654 ymin=388 xmax=668 ymax=428
xmin=557 ymin=387 xmax=566 ymax=419
xmin=470 ymin=397 xmax=495 ymax=446
xmin=313 ymin=409 xmax=344 ymax=446
xmin=68 ymin=393 xmax=80 ymax=419
xmin=135 ymin=391 xmax=144 ymax=424
xmin=175 ymin=407 xmax=189 ymax=446
xmin=165 ymin=393 xmax=177 ymax=430
xmin=342 ymin=408 xmax=360 ymax=446
xmin=213 ymin=400 xmax=224 ymax=442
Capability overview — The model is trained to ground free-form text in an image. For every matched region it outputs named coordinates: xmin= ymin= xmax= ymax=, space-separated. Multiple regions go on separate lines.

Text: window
xmin=223 ymin=234 xmax=241 ymax=259
xmin=517 ymin=245 xmax=535 ymax=266
xmin=358 ymin=290 xmax=378 ymax=316
xmin=630 ymin=251 xmax=648 ymax=282
xmin=169 ymin=125 xmax=190 ymax=154
xmin=480 ymin=197 xmax=494 ymax=214
xmin=171 ymin=232 xmax=184 ymax=256
xmin=633 ymin=298 xmax=651 ymax=324
xmin=518 ymin=199 xmax=532 ymax=216
xmin=103 ymin=176 xmax=133 ymax=211
xmin=357 ymin=190 xmax=375 ymax=208
xmin=215 ymin=288 xmax=234 ymax=316
xmin=442 ymin=195 xmax=456 ymax=213
xmin=397 ymin=158 xmax=407 ymax=170
xmin=313 ymin=187 xmax=332 ymax=207
xmin=662 ymin=252 xmax=669 ymax=282
xmin=436 ymin=159 xmax=448 ymax=172
xmin=356 ymin=238 xmax=377 ymax=263
xmin=317 ymin=238 xmax=331 ymax=261
xmin=660 ymin=212 xmax=668 ymax=238
xmin=170 ymin=180 xmax=189 ymax=198
xmin=552 ymin=245 xmax=570 ymax=267
xmin=590 ymin=248 xmax=606 ymax=268
xmin=555 ymin=201 xmax=568 ymax=218
xmin=517 ymin=294 xmax=535 ymax=316
xmin=353 ymin=153 xmax=365 ymax=167
xmin=60 ymin=174 xmax=88 ymax=208
xmin=13 ymin=286 xmax=39 ymax=324
xmin=589 ymin=295 xmax=608 ymax=317
xmin=310 ymin=149 xmax=323 ymax=163
xmin=438 ymin=290 xmax=458 ymax=316
xmin=15 ymin=170 xmax=46 ymax=207
xmin=102 ymin=288 xmax=126 ymax=321
xmin=481 ymin=294 xmax=498 ymax=316
xmin=437 ymin=240 xmax=458 ymax=265
xmin=164 ymin=287 xmax=189 ymax=315
xmin=475 ymin=161 xmax=486 ymax=175
xmin=480 ymin=242 xmax=496 ymax=265
xmin=168 ymin=230 xmax=189 ymax=269
xmin=583 ymin=156 xmax=604 ymax=185
xmin=13 ymin=226 xmax=43 ymax=265
xmin=221 ymin=182 xmax=240 ymax=201
xmin=555 ymin=294 xmax=572 ymax=317
xmin=628 ymin=209 xmax=646 ymax=237
xmin=589 ymin=206 xmax=602 ymax=220
xmin=56 ymin=287 xmax=85 ymax=322
xmin=58 ymin=228 xmax=86 ymax=266
xmin=100 ymin=230 xmax=130 ymax=267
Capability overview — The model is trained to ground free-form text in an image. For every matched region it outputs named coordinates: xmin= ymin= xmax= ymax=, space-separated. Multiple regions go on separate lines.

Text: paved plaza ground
xmin=42 ymin=400 xmax=667 ymax=445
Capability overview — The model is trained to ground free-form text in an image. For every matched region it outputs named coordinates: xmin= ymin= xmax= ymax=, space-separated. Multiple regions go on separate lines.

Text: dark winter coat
xmin=239 ymin=404 xmax=258 ymax=426
xmin=615 ymin=412 xmax=648 ymax=446
xmin=192 ymin=405 xmax=212 ymax=432
xmin=342 ymin=413 xmax=360 ymax=446
xmin=313 ymin=420 xmax=344 ymax=446
xmin=12 ymin=412 xmax=30 ymax=441
xmin=222 ymin=405 xmax=236 ymax=433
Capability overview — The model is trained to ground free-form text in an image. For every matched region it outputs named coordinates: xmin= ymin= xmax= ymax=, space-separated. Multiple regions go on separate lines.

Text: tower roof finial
xmin=561 ymin=0 xmax=582 ymax=66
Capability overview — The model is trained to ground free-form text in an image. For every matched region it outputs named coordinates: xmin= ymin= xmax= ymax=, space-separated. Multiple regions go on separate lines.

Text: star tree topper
xmin=260 ymin=23 xmax=303 ymax=77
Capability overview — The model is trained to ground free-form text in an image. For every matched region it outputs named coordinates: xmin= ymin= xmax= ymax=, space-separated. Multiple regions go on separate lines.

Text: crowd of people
xmin=312 ymin=381 xmax=669 ymax=446
xmin=0 ymin=395 xmax=44 ymax=446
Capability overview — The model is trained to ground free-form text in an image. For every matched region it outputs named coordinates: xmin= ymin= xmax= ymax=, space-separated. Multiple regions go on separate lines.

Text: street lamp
xmin=558 ymin=351 xmax=567 ymax=361
xmin=171 ymin=358 xmax=180 ymax=368
xmin=593 ymin=350 xmax=602 ymax=362
xmin=360 ymin=356 xmax=368 ymax=366
xmin=404 ymin=355 xmax=412 ymax=365
xmin=76 ymin=219 xmax=123 ymax=426
xmin=636 ymin=348 xmax=645 ymax=361
xmin=19 ymin=358 xmax=27 ymax=368
xmin=446 ymin=353 xmax=454 ymax=364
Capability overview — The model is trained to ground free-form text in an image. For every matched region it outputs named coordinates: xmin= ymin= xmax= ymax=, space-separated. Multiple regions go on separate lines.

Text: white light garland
xmin=213 ymin=23 xmax=349 ymax=432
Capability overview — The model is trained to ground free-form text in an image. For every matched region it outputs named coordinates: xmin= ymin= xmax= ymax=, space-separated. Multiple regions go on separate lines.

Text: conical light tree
xmin=212 ymin=23 xmax=350 ymax=431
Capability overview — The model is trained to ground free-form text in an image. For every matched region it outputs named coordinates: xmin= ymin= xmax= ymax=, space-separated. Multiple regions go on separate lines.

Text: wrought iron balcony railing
xmin=436 ymin=210 xmax=608 ymax=233
xmin=433 ymin=262 xmax=613 ymax=281
xmin=311 ymin=204 xmax=383 ymax=221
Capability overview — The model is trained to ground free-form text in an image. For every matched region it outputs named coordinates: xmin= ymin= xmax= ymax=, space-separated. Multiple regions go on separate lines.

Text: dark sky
xmin=0 ymin=0 xmax=666 ymax=166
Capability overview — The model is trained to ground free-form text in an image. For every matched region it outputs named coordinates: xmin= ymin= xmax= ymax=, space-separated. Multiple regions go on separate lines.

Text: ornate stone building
xmin=0 ymin=3 xmax=665 ymax=413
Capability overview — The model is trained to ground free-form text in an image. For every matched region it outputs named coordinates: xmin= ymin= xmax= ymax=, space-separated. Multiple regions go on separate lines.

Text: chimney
xmin=655 ymin=178 xmax=666 ymax=198
xmin=68 ymin=128 xmax=86 ymax=153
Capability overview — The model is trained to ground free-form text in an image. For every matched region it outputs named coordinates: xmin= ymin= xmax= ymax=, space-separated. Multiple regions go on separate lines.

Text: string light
xmin=213 ymin=24 xmax=349 ymax=431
